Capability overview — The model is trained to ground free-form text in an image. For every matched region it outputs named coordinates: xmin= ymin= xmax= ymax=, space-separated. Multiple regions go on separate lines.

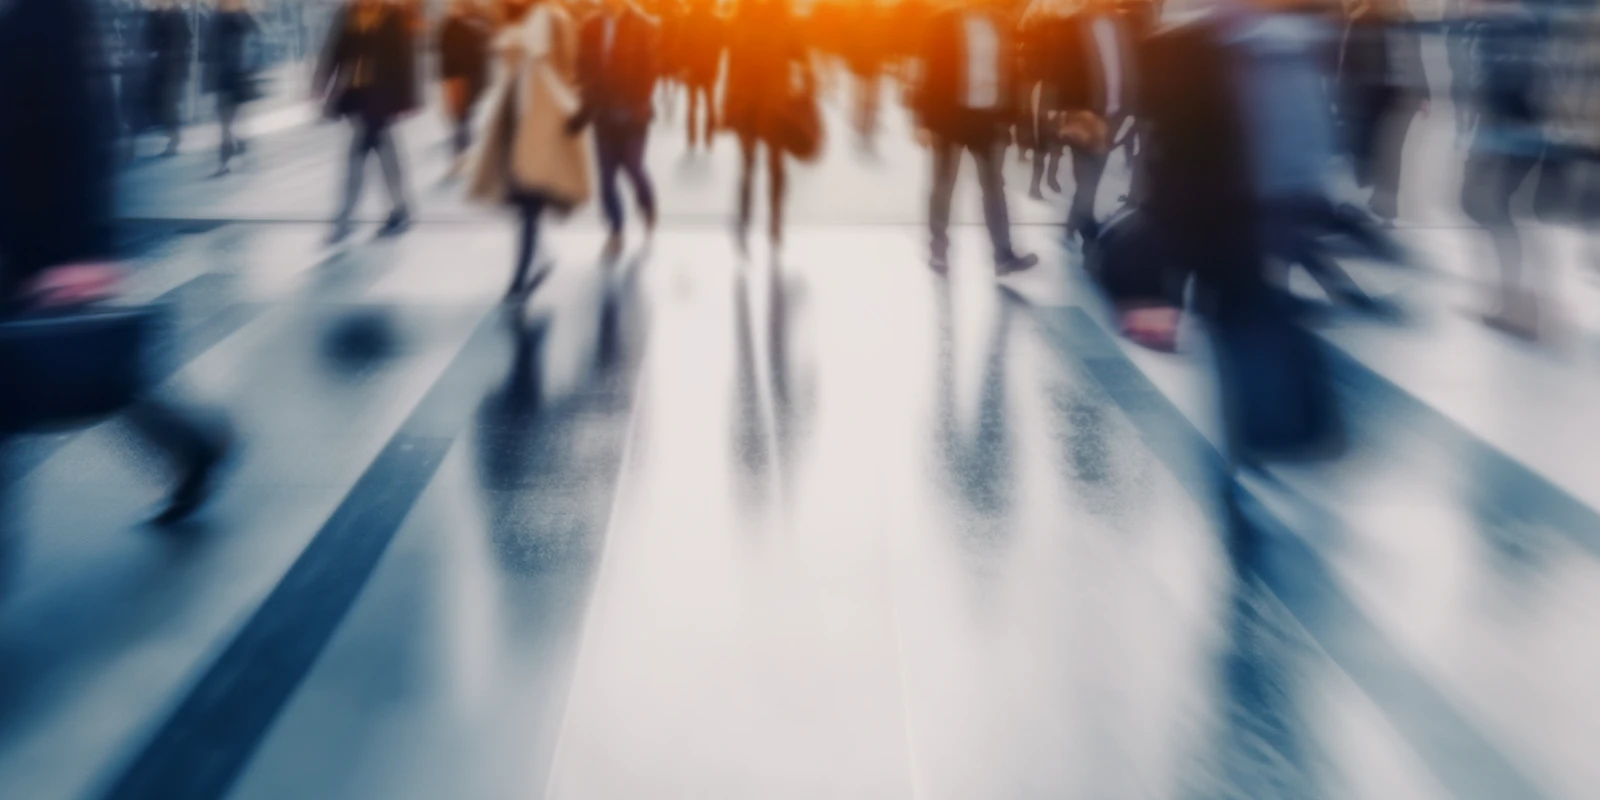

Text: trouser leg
xmin=971 ymin=138 xmax=1015 ymax=261
xmin=928 ymin=135 xmax=961 ymax=258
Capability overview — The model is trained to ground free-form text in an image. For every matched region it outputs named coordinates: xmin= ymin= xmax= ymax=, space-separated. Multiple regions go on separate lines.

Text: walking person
xmin=2 ymin=0 xmax=232 ymax=525
xmin=1051 ymin=0 xmax=1137 ymax=243
xmin=679 ymin=0 xmax=724 ymax=152
xmin=1336 ymin=0 xmax=1428 ymax=226
xmin=438 ymin=0 xmax=491 ymax=168
xmin=570 ymin=0 xmax=662 ymax=261
xmin=315 ymin=0 xmax=421 ymax=245
xmin=465 ymin=0 xmax=593 ymax=298
xmin=203 ymin=0 xmax=260 ymax=176
xmin=722 ymin=0 xmax=814 ymax=255
xmin=911 ymin=0 xmax=1039 ymax=277
xmin=140 ymin=0 xmax=192 ymax=157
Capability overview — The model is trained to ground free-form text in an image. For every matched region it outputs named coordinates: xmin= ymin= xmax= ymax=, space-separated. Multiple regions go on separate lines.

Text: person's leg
xmin=766 ymin=140 xmax=786 ymax=246
xmin=621 ymin=125 xmax=658 ymax=231
xmin=510 ymin=194 xmax=545 ymax=295
xmin=736 ymin=132 xmax=758 ymax=251
xmin=596 ymin=125 xmax=626 ymax=240
xmin=1030 ymin=123 xmax=1048 ymax=198
xmin=331 ymin=118 xmax=374 ymax=239
xmin=928 ymin=134 xmax=961 ymax=269
xmin=216 ymin=97 xmax=237 ymax=171
xmin=687 ymin=84 xmax=702 ymax=148
xmin=1068 ymin=146 xmax=1107 ymax=240
xmin=972 ymin=137 xmax=1021 ymax=264
xmin=374 ymin=119 xmax=413 ymax=230
xmin=124 ymin=392 xmax=231 ymax=524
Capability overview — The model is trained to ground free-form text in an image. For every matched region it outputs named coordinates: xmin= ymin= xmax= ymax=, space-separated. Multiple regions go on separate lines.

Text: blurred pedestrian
xmin=678 ymin=0 xmax=724 ymax=153
xmin=722 ymin=0 xmax=814 ymax=255
xmin=204 ymin=0 xmax=261 ymax=176
xmin=1337 ymin=0 xmax=1428 ymax=226
xmin=1460 ymin=0 xmax=1549 ymax=338
xmin=1047 ymin=0 xmax=1137 ymax=243
xmin=465 ymin=0 xmax=593 ymax=297
xmin=912 ymin=0 xmax=1039 ymax=276
xmin=439 ymin=0 xmax=492 ymax=167
xmin=315 ymin=0 xmax=421 ymax=245
xmin=1 ymin=0 xmax=231 ymax=525
xmin=1019 ymin=0 xmax=1075 ymax=200
xmin=570 ymin=0 xmax=662 ymax=261
xmin=141 ymin=0 xmax=192 ymax=157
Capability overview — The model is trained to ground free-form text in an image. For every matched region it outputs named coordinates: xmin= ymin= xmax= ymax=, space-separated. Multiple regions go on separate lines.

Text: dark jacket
xmin=911 ymin=7 xmax=1022 ymax=140
xmin=314 ymin=3 xmax=419 ymax=121
xmin=0 ymin=0 xmax=118 ymax=301
xmin=1137 ymin=19 xmax=1260 ymax=298
xmin=576 ymin=5 xmax=662 ymax=128
xmin=204 ymin=10 xmax=260 ymax=102
xmin=438 ymin=12 xmax=490 ymax=89
xmin=722 ymin=2 xmax=811 ymax=141
xmin=143 ymin=7 xmax=191 ymax=80
xmin=1048 ymin=12 xmax=1138 ymax=120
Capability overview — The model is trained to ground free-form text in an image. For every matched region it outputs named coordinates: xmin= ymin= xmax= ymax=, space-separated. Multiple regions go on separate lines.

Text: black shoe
xmin=152 ymin=432 xmax=231 ymax=527
xmin=327 ymin=221 xmax=354 ymax=246
xmin=376 ymin=210 xmax=411 ymax=238
xmin=996 ymin=252 xmax=1039 ymax=277
xmin=930 ymin=249 xmax=950 ymax=276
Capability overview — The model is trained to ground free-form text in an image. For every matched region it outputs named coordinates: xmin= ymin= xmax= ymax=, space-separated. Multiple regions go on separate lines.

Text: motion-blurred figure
xmin=1050 ymin=0 xmax=1138 ymax=243
xmin=912 ymin=0 xmax=1038 ymax=276
xmin=678 ymin=0 xmax=724 ymax=153
xmin=204 ymin=0 xmax=261 ymax=177
xmin=571 ymin=0 xmax=662 ymax=261
xmin=316 ymin=0 xmax=420 ymax=245
xmin=1019 ymin=0 xmax=1069 ymax=200
xmin=1336 ymin=0 xmax=1427 ymax=226
xmin=438 ymin=0 xmax=492 ymax=165
xmin=1 ymin=0 xmax=231 ymax=524
xmin=140 ymin=0 xmax=193 ymax=157
xmin=844 ymin=1 xmax=887 ymax=151
xmin=722 ymin=0 xmax=814 ymax=254
xmin=1459 ymin=0 xmax=1548 ymax=338
xmin=466 ymin=0 xmax=593 ymax=297
xmin=1445 ymin=0 xmax=1482 ymax=147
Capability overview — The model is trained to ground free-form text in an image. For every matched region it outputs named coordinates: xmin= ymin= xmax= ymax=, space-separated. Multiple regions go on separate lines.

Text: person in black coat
xmin=438 ymin=0 xmax=490 ymax=159
xmin=571 ymin=0 xmax=662 ymax=260
xmin=678 ymin=0 xmax=723 ymax=151
xmin=315 ymin=0 xmax=421 ymax=244
xmin=141 ymin=0 xmax=193 ymax=156
xmin=1 ymin=0 xmax=230 ymax=524
xmin=1046 ymin=0 xmax=1138 ymax=243
xmin=911 ymin=0 xmax=1037 ymax=276
xmin=204 ymin=0 xmax=260 ymax=175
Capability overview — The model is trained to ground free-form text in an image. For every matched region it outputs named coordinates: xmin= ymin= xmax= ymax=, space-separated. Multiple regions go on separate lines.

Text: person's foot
xmin=996 ymin=251 xmax=1039 ymax=277
xmin=212 ymin=164 xmax=231 ymax=178
xmin=733 ymin=222 xmax=750 ymax=258
xmin=326 ymin=221 xmax=354 ymax=246
xmin=1029 ymin=186 xmax=1046 ymax=202
xmin=929 ymin=250 xmax=950 ymax=276
xmin=152 ymin=428 xmax=232 ymax=527
xmin=376 ymin=210 xmax=411 ymax=238
xmin=161 ymin=142 xmax=179 ymax=157
xmin=1047 ymin=176 xmax=1062 ymax=194
xmin=602 ymin=232 xmax=624 ymax=262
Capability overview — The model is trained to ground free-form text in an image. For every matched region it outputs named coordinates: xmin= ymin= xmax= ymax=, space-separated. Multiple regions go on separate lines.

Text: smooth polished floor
xmin=1 ymin=76 xmax=1599 ymax=800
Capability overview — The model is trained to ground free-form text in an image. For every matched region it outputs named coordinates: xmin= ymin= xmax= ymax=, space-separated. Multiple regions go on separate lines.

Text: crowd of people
xmin=5 ymin=0 xmax=1600 ymax=523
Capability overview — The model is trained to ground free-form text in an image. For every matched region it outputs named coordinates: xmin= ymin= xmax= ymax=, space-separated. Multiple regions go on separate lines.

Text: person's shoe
xmin=1029 ymin=186 xmax=1046 ymax=202
xmin=326 ymin=221 xmax=355 ymax=246
xmin=212 ymin=164 xmax=231 ymax=178
xmin=376 ymin=210 xmax=411 ymax=238
xmin=602 ymin=232 xmax=625 ymax=262
xmin=152 ymin=429 xmax=232 ymax=527
xmin=996 ymin=252 xmax=1039 ymax=277
xmin=929 ymin=250 xmax=950 ymax=276
xmin=1047 ymin=176 xmax=1063 ymax=194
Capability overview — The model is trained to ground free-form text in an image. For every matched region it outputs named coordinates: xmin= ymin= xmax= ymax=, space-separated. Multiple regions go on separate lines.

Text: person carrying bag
xmin=466 ymin=0 xmax=594 ymax=298
xmin=1 ymin=0 xmax=231 ymax=525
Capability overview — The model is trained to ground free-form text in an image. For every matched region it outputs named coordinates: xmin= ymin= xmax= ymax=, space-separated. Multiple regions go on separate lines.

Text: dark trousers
xmin=1069 ymin=145 xmax=1107 ymax=235
xmin=929 ymin=132 xmax=1015 ymax=261
xmin=596 ymin=123 xmax=656 ymax=235
xmin=686 ymin=82 xmax=714 ymax=148
xmin=335 ymin=116 xmax=410 ymax=223
xmin=738 ymin=133 xmax=786 ymax=242
xmin=511 ymin=193 xmax=546 ymax=292
xmin=217 ymin=95 xmax=242 ymax=165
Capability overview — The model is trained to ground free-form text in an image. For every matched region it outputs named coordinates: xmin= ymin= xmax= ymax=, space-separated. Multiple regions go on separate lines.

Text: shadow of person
xmin=932 ymin=282 xmax=1018 ymax=531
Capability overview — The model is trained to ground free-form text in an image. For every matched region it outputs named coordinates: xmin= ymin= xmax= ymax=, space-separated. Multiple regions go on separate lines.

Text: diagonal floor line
xmin=93 ymin=309 xmax=508 ymax=800
xmin=1008 ymin=298 xmax=1553 ymax=800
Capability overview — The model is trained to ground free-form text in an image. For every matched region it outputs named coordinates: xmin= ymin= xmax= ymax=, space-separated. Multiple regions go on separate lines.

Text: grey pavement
xmin=1 ymin=73 xmax=1598 ymax=800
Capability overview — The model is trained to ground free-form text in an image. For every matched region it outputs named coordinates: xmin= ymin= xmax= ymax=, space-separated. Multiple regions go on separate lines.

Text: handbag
xmin=0 ymin=305 xmax=158 ymax=432
xmin=777 ymin=91 xmax=823 ymax=162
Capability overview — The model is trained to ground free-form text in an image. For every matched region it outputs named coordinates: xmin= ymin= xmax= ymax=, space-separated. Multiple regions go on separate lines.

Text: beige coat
xmin=466 ymin=4 xmax=593 ymax=210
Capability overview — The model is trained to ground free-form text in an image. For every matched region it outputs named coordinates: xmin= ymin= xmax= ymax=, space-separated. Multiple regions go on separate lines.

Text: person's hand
xmin=915 ymin=127 xmax=933 ymax=149
xmin=21 ymin=262 xmax=126 ymax=309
